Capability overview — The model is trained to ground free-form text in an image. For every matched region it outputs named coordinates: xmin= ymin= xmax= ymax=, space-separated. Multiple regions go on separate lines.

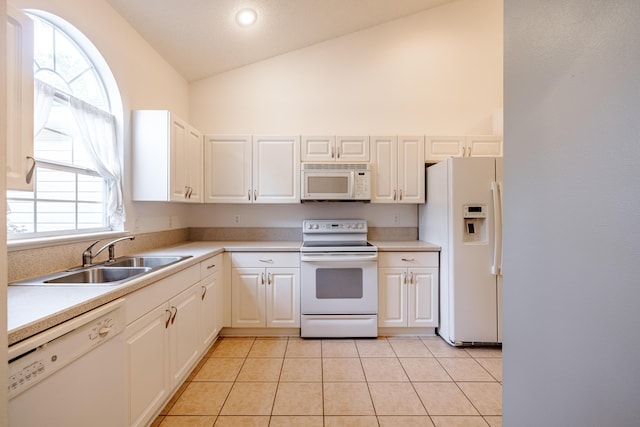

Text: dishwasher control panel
xmin=8 ymin=299 xmax=125 ymax=399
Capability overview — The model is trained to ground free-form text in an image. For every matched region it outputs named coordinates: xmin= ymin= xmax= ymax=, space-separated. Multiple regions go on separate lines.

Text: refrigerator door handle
xmin=491 ymin=181 xmax=503 ymax=275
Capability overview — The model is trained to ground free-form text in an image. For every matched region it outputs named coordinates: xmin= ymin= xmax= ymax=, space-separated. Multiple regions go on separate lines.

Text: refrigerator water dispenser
xmin=463 ymin=204 xmax=487 ymax=243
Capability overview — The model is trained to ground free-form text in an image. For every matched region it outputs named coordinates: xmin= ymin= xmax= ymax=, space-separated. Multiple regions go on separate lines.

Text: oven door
xmin=300 ymin=252 xmax=378 ymax=314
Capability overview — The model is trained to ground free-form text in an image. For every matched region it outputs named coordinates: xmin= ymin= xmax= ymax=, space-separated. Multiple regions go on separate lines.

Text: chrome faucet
xmin=82 ymin=236 xmax=135 ymax=267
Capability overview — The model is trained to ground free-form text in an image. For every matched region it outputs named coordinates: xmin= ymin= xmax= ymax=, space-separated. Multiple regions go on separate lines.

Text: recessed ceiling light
xmin=235 ymin=8 xmax=257 ymax=27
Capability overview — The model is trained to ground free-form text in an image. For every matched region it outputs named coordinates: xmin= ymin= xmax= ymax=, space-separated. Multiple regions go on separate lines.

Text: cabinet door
xmin=425 ymin=136 xmax=465 ymax=162
xmin=200 ymin=271 xmax=222 ymax=351
xmin=397 ymin=136 xmax=425 ymax=203
xmin=168 ymin=284 xmax=202 ymax=386
xmin=301 ymin=135 xmax=335 ymax=162
xmin=378 ymin=268 xmax=408 ymax=327
xmin=466 ymin=136 xmax=503 ymax=157
xmin=125 ymin=304 xmax=170 ymax=427
xmin=408 ymin=268 xmax=438 ymax=327
xmin=253 ymin=135 xmax=300 ymax=203
xmin=169 ymin=117 xmax=189 ymax=201
xmin=204 ymin=135 xmax=252 ymax=203
xmin=370 ymin=136 xmax=397 ymax=203
xmin=336 ymin=136 xmax=369 ymax=162
xmin=266 ymin=268 xmax=300 ymax=328
xmin=232 ymin=267 xmax=266 ymax=327
xmin=185 ymin=126 xmax=203 ymax=203
xmin=6 ymin=6 xmax=34 ymax=191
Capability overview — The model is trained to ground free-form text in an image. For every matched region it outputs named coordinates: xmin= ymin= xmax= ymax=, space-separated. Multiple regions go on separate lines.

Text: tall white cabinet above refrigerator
xmin=419 ymin=157 xmax=503 ymax=346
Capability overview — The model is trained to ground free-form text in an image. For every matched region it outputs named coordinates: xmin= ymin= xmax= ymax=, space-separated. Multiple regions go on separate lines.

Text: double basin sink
xmin=11 ymin=255 xmax=192 ymax=286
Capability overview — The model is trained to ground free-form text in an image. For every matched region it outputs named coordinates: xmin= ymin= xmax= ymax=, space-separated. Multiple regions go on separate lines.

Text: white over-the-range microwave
xmin=301 ymin=163 xmax=371 ymax=201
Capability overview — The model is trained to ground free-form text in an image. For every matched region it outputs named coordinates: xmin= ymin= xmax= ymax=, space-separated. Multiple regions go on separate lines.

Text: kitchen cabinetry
xmin=132 ymin=110 xmax=203 ymax=202
xmin=301 ymin=135 xmax=369 ymax=162
xmin=371 ymin=136 xmax=425 ymax=204
xmin=231 ymin=252 xmax=300 ymax=328
xmin=378 ymin=252 xmax=438 ymax=328
xmin=124 ymin=258 xmax=223 ymax=427
xmin=425 ymin=135 xmax=503 ymax=162
xmin=6 ymin=5 xmax=34 ymax=191
xmin=205 ymin=135 xmax=300 ymax=203
xmin=199 ymin=254 xmax=223 ymax=352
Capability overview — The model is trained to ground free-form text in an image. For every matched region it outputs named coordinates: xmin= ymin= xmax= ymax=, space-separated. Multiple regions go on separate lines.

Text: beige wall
xmin=190 ymin=0 xmax=503 ymax=135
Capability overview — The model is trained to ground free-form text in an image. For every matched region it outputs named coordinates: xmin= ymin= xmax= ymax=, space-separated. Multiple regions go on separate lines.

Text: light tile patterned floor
xmin=153 ymin=336 xmax=502 ymax=427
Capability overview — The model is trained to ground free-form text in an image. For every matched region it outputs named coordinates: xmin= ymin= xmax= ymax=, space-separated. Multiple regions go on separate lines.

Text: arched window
xmin=7 ymin=11 xmax=124 ymax=238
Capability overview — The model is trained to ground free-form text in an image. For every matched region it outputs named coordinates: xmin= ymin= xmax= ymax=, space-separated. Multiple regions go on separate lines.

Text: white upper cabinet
xmin=205 ymin=135 xmax=300 ymax=204
xmin=425 ymin=135 xmax=503 ymax=162
xmin=6 ymin=6 xmax=34 ymax=191
xmin=301 ymin=135 xmax=369 ymax=162
xmin=371 ymin=136 xmax=425 ymax=204
xmin=132 ymin=110 xmax=203 ymax=203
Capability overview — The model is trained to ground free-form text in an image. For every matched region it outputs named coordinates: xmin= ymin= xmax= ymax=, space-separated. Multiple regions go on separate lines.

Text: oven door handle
xmin=300 ymin=254 xmax=378 ymax=262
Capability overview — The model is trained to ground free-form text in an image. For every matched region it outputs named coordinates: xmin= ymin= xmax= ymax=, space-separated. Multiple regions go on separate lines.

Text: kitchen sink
xmin=10 ymin=255 xmax=192 ymax=286
xmin=104 ymin=255 xmax=188 ymax=269
xmin=44 ymin=267 xmax=151 ymax=284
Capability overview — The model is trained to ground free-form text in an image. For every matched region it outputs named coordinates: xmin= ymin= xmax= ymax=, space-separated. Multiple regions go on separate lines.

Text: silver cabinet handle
xmin=336 ymin=147 xmax=340 ymax=158
xmin=408 ymin=272 xmax=414 ymax=284
xmin=399 ymin=190 xmax=403 ymax=201
xmin=401 ymin=272 xmax=406 ymax=285
xmin=331 ymin=146 xmax=335 ymax=159
xmin=201 ymin=285 xmax=207 ymax=300
xmin=254 ymin=189 xmax=257 ymax=201
xmin=259 ymin=259 xmax=274 ymax=263
xmin=165 ymin=309 xmax=172 ymax=328
xmin=393 ymin=190 xmax=397 ymax=201
xmin=267 ymin=272 xmax=272 ymax=285
xmin=170 ymin=306 xmax=178 ymax=324
xmin=261 ymin=272 xmax=265 ymax=285
xmin=206 ymin=264 xmax=216 ymax=270
xmin=401 ymin=258 xmax=415 ymax=262
xmin=26 ymin=156 xmax=36 ymax=184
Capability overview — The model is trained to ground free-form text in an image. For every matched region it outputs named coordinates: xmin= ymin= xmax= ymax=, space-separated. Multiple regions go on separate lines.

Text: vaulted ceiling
xmin=106 ymin=0 xmax=455 ymax=82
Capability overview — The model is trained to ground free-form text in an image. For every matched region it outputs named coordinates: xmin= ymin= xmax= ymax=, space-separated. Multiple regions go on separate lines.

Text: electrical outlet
xmin=234 ymin=215 xmax=240 ymax=224
xmin=393 ymin=214 xmax=400 ymax=225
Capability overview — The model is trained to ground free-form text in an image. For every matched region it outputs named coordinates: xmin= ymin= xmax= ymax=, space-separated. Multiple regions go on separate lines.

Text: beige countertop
xmin=8 ymin=239 xmax=438 ymax=345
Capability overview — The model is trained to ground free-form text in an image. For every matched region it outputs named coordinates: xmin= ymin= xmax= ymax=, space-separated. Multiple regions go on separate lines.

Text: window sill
xmin=7 ymin=230 xmax=130 ymax=252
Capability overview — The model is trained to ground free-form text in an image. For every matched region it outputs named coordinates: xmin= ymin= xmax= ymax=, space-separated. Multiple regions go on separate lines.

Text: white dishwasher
xmin=8 ymin=298 xmax=127 ymax=427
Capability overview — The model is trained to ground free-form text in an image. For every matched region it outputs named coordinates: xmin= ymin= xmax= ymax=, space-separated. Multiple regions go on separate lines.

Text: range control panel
xmin=303 ymin=219 xmax=368 ymax=233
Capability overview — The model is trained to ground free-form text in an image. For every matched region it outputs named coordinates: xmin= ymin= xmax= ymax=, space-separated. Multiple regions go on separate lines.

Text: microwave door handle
xmin=349 ymin=171 xmax=355 ymax=197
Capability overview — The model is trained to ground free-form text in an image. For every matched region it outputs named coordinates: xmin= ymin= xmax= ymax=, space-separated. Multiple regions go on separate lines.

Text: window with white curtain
xmin=7 ymin=12 xmax=124 ymax=239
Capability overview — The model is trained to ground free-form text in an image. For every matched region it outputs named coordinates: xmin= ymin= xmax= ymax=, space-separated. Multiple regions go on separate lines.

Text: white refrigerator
xmin=419 ymin=157 xmax=503 ymax=346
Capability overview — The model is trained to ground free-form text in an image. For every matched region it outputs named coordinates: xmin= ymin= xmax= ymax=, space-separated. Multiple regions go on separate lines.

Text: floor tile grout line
xmin=157 ymin=336 xmax=501 ymax=425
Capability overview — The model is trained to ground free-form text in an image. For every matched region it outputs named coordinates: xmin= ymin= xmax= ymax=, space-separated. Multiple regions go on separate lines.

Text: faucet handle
xmin=82 ymin=240 xmax=100 ymax=266
xmin=84 ymin=240 xmax=100 ymax=253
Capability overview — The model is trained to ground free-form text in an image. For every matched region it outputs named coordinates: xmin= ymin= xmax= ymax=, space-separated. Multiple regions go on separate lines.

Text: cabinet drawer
xmin=232 ymin=252 xmax=299 ymax=268
xmin=378 ymin=252 xmax=438 ymax=268
xmin=200 ymin=254 xmax=222 ymax=279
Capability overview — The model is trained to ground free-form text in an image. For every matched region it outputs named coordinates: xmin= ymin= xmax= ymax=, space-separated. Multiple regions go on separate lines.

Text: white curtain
xmin=69 ymin=96 xmax=125 ymax=228
xmin=34 ymin=79 xmax=55 ymax=136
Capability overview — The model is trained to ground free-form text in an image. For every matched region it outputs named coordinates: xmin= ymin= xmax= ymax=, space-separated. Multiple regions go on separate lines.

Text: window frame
xmin=7 ymin=10 xmax=125 ymax=243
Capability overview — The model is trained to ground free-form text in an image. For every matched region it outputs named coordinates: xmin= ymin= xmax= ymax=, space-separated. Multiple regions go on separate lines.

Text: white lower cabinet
xmin=125 ymin=256 xmax=224 ymax=427
xmin=231 ymin=252 xmax=300 ymax=328
xmin=126 ymin=303 xmax=170 ymax=427
xmin=199 ymin=254 xmax=223 ymax=351
xmin=378 ymin=252 xmax=439 ymax=328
